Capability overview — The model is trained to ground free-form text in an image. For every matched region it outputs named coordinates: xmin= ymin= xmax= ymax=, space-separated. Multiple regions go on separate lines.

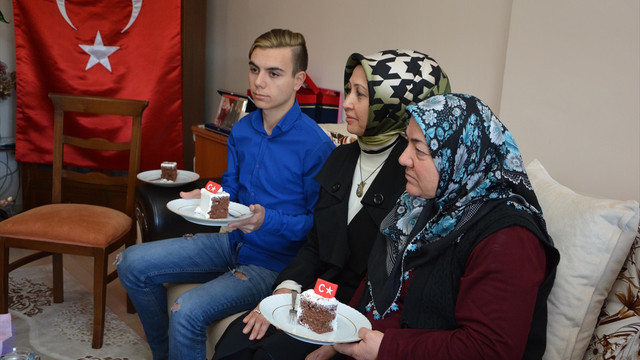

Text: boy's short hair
xmin=249 ymin=29 xmax=308 ymax=75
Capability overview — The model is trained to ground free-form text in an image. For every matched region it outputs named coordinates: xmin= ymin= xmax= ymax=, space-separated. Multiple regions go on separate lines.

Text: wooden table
xmin=192 ymin=125 xmax=228 ymax=179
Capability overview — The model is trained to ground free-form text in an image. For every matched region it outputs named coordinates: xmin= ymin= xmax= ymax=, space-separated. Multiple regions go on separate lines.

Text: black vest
xmin=359 ymin=202 xmax=560 ymax=360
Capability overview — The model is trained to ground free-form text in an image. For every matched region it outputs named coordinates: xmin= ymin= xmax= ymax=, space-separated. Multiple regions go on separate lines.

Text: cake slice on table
xmin=297 ymin=278 xmax=339 ymax=334
xmin=160 ymin=161 xmax=178 ymax=182
xmin=195 ymin=180 xmax=230 ymax=219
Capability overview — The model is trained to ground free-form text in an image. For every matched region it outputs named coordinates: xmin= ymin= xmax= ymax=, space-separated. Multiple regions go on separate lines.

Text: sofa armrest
xmin=135 ymin=179 xmax=219 ymax=243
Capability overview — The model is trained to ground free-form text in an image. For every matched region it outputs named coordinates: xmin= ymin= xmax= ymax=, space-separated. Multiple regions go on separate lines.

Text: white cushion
xmin=525 ymin=159 xmax=639 ymax=360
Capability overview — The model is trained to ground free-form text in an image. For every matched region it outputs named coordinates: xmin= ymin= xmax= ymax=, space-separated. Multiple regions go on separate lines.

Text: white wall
xmin=0 ymin=0 xmax=19 ymax=212
xmin=1 ymin=0 xmax=638 ymax=203
xmin=0 ymin=0 xmax=15 ymax=144
xmin=500 ymin=0 xmax=639 ymax=201
xmin=206 ymin=0 xmax=639 ymax=201
xmin=206 ymin=0 xmax=513 ymax=118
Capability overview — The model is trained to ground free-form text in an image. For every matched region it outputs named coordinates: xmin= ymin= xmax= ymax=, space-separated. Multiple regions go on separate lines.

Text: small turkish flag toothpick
xmin=314 ymin=278 xmax=338 ymax=299
xmin=204 ymin=181 xmax=222 ymax=193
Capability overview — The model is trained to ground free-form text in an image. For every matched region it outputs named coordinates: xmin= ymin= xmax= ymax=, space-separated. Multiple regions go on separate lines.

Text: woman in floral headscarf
xmin=213 ymin=50 xmax=450 ymax=360
xmin=315 ymin=94 xmax=560 ymax=360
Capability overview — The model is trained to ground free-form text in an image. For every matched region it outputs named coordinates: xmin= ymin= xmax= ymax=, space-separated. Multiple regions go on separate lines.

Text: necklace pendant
xmin=356 ymin=182 xmax=365 ymax=197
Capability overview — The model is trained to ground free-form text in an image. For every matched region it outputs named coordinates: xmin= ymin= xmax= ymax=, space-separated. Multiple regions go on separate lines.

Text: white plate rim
xmin=259 ymin=293 xmax=371 ymax=345
xmin=166 ymin=198 xmax=252 ymax=226
xmin=137 ymin=169 xmax=200 ymax=187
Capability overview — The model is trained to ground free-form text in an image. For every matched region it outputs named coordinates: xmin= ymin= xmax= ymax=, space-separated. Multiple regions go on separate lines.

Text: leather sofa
xmin=135 ymin=179 xmax=216 ymax=243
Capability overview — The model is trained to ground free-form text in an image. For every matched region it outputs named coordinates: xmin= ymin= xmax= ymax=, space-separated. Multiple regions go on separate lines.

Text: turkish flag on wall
xmin=12 ymin=0 xmax=184 ymax=171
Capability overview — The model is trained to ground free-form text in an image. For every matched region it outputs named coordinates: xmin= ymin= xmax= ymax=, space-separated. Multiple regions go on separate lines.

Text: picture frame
xmin=207 ymin=90 xmax=256 ymax=134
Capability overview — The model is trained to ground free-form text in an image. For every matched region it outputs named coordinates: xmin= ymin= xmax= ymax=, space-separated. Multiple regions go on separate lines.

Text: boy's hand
xmin=227 ymin=204 xmax=265 ymax=233
xmin=179 ymin=189 xmax=201 ymax=199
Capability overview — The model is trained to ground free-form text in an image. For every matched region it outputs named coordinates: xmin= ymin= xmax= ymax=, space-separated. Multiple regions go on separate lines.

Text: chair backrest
xmin=48 ymin=93 xmax=149 ymax=219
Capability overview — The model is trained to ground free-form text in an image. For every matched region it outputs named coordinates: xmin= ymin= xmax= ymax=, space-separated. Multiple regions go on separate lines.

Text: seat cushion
xmin=0 ymin=203 xmax=131 ymax=246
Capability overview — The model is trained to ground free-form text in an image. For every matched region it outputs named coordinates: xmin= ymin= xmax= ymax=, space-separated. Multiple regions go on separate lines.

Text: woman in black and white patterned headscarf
xmin=340 ymin=50 xmax=450 ymax=222
xmin=344 ymin=49 xmax=451 ymax=146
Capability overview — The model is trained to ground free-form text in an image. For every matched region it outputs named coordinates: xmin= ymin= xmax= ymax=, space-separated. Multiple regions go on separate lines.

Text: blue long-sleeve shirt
xmin=222 ymin=101 xmax=335 ymax=272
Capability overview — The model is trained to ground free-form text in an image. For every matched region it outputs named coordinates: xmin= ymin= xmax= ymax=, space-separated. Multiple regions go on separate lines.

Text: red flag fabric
xmin=12 ymin=0 xmax=184 ymax=171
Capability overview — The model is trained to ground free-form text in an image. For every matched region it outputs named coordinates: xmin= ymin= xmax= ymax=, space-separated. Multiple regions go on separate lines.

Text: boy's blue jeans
xmin=117 ymin=232 xmax=278 ymax=360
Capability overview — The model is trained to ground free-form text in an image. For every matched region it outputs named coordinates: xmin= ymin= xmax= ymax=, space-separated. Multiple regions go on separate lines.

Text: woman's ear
xmin=293 ymin=71 xmax=307 ymax=91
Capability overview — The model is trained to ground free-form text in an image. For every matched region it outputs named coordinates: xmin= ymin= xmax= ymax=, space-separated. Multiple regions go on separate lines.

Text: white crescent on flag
xmin=122 ymin=0 xmax=143 ymax=33
xmin=56 ymin=0 xmax=77 ymax=30
xmin=56 ymin=0 xmax=143 ymax=33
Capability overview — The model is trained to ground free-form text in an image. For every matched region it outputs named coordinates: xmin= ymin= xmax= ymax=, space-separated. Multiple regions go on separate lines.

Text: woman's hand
xmin=333 ymin=328 xmax=383 ymax=360
xmin=273 ymin=288 xmax=294 ymax=296
xmin=179 ymin=189 xmax=201 ymax=199
xmin=242 ymin=288 xmax=294 ymax=340
xmin=227 ymin=204 xmax=265 ymax=233
xmin=305 ymin=345 xmax=337 ymax=360
xmin=242 ymin=304 xmax=272 ymax=341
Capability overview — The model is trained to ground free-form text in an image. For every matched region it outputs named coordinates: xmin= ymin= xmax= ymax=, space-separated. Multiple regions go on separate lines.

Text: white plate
xmin=137 ymin=169 xmax=200 ymax=187
xmin=259 ymin=293 xmax=371 ymax=345
xmin=166 ymin=198 xmax=252 ymax=226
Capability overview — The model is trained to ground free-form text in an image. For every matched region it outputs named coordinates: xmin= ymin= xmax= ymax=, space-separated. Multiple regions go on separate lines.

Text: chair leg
xmin=124 ymin=230 xmax=137 ymax=314
xmin=92 ymin=251 xmax=108 ymax=349
xmin=127 ymin=294 xmax=136 ymax=314
xmin=0 ymin=244 xmax=8 ymax=313
xmin=52 ymin=253 xmax=64 ymax=303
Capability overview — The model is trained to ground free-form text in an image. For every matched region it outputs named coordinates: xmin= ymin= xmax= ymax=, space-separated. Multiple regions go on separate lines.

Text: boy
xmin=117 ymin=29 xmax=334 ymax=360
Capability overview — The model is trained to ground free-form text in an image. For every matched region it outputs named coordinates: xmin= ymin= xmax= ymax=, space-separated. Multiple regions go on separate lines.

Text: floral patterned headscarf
xmin=344 ymin=49 xmax=451 ymax=146
xmin=366 ymin=93 xmax=548 ymax=319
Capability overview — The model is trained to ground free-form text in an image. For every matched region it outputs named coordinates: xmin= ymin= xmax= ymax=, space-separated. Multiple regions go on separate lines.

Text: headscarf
xmin=344 ymin=49 xmax=451 ymax=146
xmin=366 ymin=93 xmax=549 ymax=319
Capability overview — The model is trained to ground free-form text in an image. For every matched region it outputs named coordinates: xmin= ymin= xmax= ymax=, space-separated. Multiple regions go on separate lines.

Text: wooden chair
xmin=0 ymin=93 xmax=148 ymax=348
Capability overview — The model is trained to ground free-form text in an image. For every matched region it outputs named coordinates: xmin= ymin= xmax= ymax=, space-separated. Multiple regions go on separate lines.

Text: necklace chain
xmin=357 ymin=153 xmax=386 ymax=198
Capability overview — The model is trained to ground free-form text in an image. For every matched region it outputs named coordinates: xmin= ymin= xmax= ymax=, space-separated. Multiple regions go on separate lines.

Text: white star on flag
xmin=325 ymin=286 xmax=333 ymax=295
xmin=79 ymin=30 xmax=119 ymax=72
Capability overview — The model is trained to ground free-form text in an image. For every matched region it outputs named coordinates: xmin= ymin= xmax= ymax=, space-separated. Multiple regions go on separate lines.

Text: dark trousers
xmin=213 ymin=310 xmax=332 ymax=360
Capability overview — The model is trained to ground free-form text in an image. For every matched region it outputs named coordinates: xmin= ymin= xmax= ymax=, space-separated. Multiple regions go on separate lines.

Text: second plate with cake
xmin=166 ymin=198 xmax=252 ymax=226
xmin=138 ymin=169 xmax=200 ymax=187
xmin=259 ymin=293 xmax=371 ymax=345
